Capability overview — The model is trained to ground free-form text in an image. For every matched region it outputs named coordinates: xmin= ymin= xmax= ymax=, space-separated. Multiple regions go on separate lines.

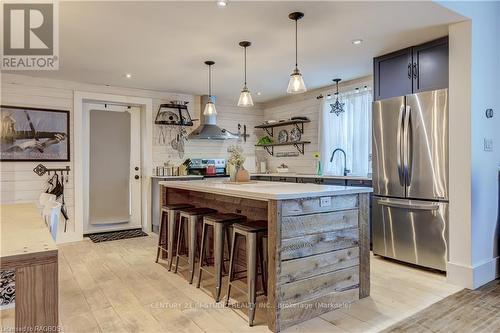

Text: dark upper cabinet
xmin=412 ymin=37 xmax=448 ymax=93
xmin=374 ymin=37 xmax=448 ymax=101
xmin=374 ymin=47 xmax=413 ymax=101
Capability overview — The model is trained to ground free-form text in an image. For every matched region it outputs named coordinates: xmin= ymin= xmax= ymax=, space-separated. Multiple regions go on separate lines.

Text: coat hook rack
xmin=33 ymin=164 xmax=71 ymax=177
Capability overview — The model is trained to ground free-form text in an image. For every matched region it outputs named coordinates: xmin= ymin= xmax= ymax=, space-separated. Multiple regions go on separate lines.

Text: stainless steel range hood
xmin=188 ymin=95 xmax=238 ymax=140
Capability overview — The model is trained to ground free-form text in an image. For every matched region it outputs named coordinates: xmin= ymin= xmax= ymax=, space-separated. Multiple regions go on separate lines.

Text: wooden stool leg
xmin=174 ymin=215 xmax=184 ymax=274
xmin=167 ymin=211 xmax=177 ymax=271
xmin=247 ymin=232 xmax=257 ymax=326
xmin=155 ymin=211 xmax=166 ymax=263
xmin=225 ymin=229 xmax=238 ymax=307
xmin=196 ymin=223 xmax=208 ymax=288
xmin=213 ymin=223 xmax=225 ymax=302
xmin=188 ymin=216 xmax=197 ymax=284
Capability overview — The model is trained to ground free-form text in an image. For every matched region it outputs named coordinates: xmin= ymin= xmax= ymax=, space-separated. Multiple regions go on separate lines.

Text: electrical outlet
xmin=320 ymin=197 xmax=331 ymax=207
xmin=484 ymin=138 xmax=493 ymax=152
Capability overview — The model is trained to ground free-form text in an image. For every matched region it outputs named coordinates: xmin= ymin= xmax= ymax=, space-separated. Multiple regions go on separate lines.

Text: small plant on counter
xmin=313 ymin=151 xmax=322 ymax=176
xmin=227 ymin=145 xmax=246 ymax=168
xmin=227 ymin=145 xmax=250 ymax=182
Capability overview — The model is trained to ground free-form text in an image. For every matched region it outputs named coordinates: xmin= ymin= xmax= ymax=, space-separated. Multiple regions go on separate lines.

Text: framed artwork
xmin=0 ymin=105 xmax=70 ymax=161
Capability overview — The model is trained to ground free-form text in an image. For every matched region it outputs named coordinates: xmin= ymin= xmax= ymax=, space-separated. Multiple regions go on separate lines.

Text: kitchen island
xmin=0 ymin=203 xmax=58 ymax=331
xmin=159 ymin=180 xmax=371 ymax=332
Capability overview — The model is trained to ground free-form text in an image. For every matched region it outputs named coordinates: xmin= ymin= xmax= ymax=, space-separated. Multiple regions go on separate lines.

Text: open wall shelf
xmin=255 ymin=141 xmax=311 ymax=156
xmin=254 ymin=119 xmax=310 ymax=137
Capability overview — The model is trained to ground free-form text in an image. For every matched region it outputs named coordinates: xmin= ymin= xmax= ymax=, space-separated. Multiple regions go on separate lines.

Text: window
xmin=319 ymin=88 xmax=372 ymax=177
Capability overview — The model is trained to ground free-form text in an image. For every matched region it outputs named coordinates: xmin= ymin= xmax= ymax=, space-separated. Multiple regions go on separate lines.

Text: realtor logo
xmin=2 ymin=1 xmax=59 ymax=70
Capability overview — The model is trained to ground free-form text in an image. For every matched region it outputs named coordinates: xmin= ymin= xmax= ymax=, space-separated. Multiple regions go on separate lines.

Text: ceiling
xmin=19 ymin=1 xmax=464 ymax=102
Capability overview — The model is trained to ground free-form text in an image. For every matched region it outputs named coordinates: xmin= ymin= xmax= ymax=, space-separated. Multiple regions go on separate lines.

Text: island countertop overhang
xmin=158 ymin=179 xmax=372 ymax=201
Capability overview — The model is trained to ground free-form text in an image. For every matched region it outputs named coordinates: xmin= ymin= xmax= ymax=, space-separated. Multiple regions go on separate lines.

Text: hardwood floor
xmin=1 ymin=234 xmax=462 ymax=332
xmin=381 ymin=279 xmax=500 ymax=333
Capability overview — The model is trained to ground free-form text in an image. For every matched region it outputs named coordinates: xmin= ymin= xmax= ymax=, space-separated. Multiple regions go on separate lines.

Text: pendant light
xmin=203 ymin=61 xmax=217 ymax=116
xmin=330 ymin=78 xmax=345 ymax=116
xmin=287 ymin=12 xmax=307 ymax=94
xmin=237 ymin=41 xmax=254 ymax=107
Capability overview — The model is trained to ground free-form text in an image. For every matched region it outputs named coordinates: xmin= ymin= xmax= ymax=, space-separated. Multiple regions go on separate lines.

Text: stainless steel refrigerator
xmin=372 ymin=89 xmax=448 ymax=271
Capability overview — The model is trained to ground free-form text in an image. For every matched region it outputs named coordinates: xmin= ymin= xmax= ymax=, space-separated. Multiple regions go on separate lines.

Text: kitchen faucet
xmin=330 ymin=148 xmax=350 ymax=176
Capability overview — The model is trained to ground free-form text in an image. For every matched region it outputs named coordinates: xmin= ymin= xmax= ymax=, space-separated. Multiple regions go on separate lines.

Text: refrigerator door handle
xmin=377 ymin=199 xmax=439 ymax=211
xmin=404 ymin=105 xmax=412 ymax=185
xmin=397 ymin=105 xmax=405 ymax=186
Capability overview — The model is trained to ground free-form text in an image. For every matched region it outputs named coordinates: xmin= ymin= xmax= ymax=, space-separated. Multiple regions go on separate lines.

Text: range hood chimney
xmin=188 ymin=95 xmax=238 ymax=140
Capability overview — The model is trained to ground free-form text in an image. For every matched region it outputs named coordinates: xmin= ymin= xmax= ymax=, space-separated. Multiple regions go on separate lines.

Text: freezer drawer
xmin=372 ymin=196 xmax=448 ymax=271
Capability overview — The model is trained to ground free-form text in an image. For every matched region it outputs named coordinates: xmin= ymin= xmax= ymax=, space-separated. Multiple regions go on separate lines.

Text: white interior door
xmin=84 ymin=103 xmax=141 ymax=232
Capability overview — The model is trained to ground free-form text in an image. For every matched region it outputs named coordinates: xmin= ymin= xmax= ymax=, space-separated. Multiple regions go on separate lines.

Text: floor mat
xmin=382 ymin=279 xmax=500 ymax=332
xmin=86 ymin=228 xmax=148 ymax=243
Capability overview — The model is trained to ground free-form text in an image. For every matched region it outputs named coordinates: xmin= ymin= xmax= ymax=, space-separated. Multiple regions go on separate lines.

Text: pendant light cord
xmin=295 ymin=19 xmax=298 ymax=69
xmin=208 ymin=64 xmax=212 ymax=98
xmin=244 ymin=46 xmax=247 ymax=87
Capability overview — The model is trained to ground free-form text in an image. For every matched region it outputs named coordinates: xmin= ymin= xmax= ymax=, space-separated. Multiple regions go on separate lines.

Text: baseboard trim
xmin=447 ymin=256 xmax=499 ymax=289
xmin=473 ymin=256 xmax=499 ymax=288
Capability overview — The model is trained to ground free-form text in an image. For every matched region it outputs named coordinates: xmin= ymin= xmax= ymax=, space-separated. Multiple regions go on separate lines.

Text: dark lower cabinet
xmin=374 ymin=36 xmax=448 ymax=101
xmin=347 ymin=179 xmax=373 ymax=187
xmin=323 ymin=179 xmax=347 ymax=186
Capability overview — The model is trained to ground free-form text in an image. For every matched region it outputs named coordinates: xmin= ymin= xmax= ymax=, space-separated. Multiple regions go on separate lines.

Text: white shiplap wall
xmin=0 ymin=73 xmax=263 ymax=243
xmin=262 ymin=98 xmax=321 ymax=174
xmin=261 ymin=76 xmax=372 ymax=174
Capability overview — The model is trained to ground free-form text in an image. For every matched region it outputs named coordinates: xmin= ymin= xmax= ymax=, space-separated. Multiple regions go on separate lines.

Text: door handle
xmin=377 ymin=199 xmax=439 ymax=211
xmin=404 ymin=106 xmax=412 ymax=185
xmin=397 ymin=105 xmax=405 ymax=186
xmin=407 ymin=63 xmax=412 ymax=79
xmin=413 ymin=63 xmax=418 ymax=78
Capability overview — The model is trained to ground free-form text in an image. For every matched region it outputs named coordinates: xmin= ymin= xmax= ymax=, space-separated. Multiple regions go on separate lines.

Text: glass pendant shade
xmin=287 ymin=12 xmax=307 ymax=94
xmin=203 ymin=101 xmax=217 ymax=116
xmin=287 ymin=68 xmax=307 ymax=94
xmin=238 ymin=86 xmax=254 ymax=107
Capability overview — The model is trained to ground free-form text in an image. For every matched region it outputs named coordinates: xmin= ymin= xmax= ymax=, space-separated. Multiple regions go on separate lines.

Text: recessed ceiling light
xmin=125 ymin=73 xmax=132 ymax=78
xmin=216 ymin=0 xmax=227 ymax=7
xmin=257 ymin=92 xmax=262 ymax=96
xmin=351 ymin=39 xmax=363 ymax=45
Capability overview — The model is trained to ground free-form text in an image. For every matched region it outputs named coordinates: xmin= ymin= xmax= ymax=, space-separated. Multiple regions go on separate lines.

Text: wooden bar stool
xmin=197 ymin=213 xmax=246 ymax=302
xmin=173 ymin=207 xmax=217 ymax=283
xmin=225 ymin=220 xmax=268 ymax=326
xmin=156 ymin=203 xmax=194 ymax=265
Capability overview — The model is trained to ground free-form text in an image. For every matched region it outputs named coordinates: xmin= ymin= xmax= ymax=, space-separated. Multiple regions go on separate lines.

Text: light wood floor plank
xmin=1 ymin=234 xmax=464 ymax=333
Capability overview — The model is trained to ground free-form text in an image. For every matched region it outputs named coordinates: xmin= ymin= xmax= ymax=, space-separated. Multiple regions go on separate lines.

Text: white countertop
xmin=252 ymin=173 xmax=372 ymax=181
xmin=151 ymin=175 xmax=204 ymax=179
xmin=1 ymin=203 xmax=57 ymax=260
xmin=159 ymin=179 xmax=372 ymax=201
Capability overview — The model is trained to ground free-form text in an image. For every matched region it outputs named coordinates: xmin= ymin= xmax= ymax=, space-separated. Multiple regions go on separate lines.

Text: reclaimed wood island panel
xmin=159 ymin=180 xmax=371 ymax=332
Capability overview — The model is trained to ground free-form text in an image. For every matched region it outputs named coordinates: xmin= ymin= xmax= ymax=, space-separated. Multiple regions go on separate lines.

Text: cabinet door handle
xmin=408 ymin=63 xmax=412 ymax=79
xmin=413 ymin=63 xmax=418 ymax=78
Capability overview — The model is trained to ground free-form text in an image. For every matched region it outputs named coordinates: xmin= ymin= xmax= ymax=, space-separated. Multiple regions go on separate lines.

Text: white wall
xmin=0 ymin=73 xmax=263 ymax=243
xmin=261 ymin=77 xmax=371 ymax=174
xmin=440 ymin=1 xmax=500 ymax=288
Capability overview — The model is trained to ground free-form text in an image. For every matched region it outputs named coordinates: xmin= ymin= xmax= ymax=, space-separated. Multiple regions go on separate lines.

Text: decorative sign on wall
xmin=0 ymin=105 xmax=70 ymax=161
